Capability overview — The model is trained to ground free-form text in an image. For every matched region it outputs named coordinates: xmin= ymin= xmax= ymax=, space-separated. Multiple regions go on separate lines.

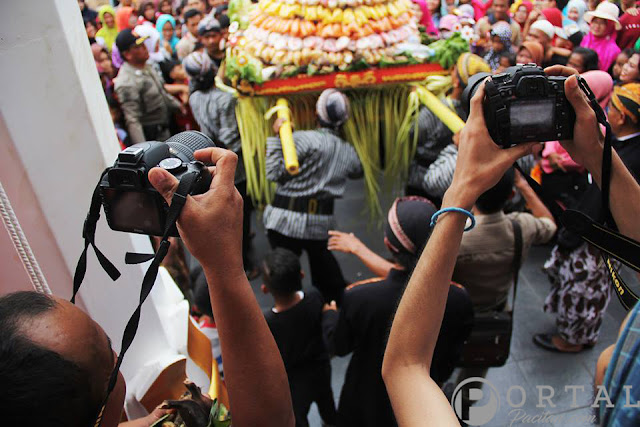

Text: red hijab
xmin=542 ymin=8 xmax=563 ymax=28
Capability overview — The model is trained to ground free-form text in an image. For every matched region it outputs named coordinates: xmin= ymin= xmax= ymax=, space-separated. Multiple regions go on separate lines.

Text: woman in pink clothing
xmin=580 ymin=2 xmax=621 ymax=71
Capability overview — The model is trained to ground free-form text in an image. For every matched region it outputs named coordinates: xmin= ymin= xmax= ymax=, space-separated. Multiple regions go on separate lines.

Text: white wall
xmin=0 ymin=0 xmax=185 ymax=389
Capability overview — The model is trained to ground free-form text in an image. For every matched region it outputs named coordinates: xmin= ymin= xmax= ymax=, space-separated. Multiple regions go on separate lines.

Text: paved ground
xmin=246 ymin=178 xmax=636 ymax=427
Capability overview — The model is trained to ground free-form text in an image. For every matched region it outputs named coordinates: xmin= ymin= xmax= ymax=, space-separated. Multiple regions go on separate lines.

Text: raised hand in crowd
xmin=328 ymin=230 xmax=394 ymax=278
xmin=382 ymin=79 xmax=538 ymax=426
xmin=148 ymin=148 xmax=295 ymax=427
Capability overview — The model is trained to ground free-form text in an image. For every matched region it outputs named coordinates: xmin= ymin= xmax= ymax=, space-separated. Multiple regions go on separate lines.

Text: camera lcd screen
xmin=102 ymin=189 xmax=164 ymax=235
xmin=510 ymin=99 xmax=555 ymax=142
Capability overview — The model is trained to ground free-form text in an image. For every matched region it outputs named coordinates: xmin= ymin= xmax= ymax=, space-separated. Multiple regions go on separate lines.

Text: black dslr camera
xmin=462 ymin=64 xmax=576 ymax=147
xmin=100 ymin=131 xmax=214 ymax=236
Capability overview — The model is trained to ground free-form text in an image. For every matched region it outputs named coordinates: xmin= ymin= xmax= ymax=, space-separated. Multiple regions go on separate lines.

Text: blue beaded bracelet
xmin=430 ymin=207 xmax=476 ymax=231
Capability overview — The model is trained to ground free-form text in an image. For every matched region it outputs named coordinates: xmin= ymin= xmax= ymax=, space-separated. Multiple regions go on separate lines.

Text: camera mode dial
xmin=159 ymin=157 xmax=184 ymax=172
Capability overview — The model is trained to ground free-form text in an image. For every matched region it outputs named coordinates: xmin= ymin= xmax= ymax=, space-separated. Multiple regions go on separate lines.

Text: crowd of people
xmin=1 ymin=0 xmax=639 ymax=426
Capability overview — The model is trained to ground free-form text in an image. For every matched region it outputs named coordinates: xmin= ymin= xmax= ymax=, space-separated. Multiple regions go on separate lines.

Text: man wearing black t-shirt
xmin=324 ymin=197 xmax=474 ymax=426
xmin=262 ymin=248 xmax=337 ymax=427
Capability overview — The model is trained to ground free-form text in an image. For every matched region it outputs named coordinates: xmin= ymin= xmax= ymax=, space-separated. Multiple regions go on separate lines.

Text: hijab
xmin=156 ymin=14 xmax=180 ymax=51
xmin=483 ymin=24 xmax=513 ymax=71
xmin=563 ymin=0 xmax=589 ymax=32
xmin=116 ymin=6 xmax=135 ymax=31
xmin=511 ymin=0 xmax=533 ymax=29
xmin=581 ymin=70 xmax=614 ymax=111
xmin=580 ymin=20 xmax=620 ymax=71
xmin=542 ymin=8 xmax=564 ymax=28
xmin=133 ymin=24 xmax=165 ymax=64
xmin=95 ymin=5 xmax=119 ymax=52
xmin=518 ymin=41 xmax=544 ymax=66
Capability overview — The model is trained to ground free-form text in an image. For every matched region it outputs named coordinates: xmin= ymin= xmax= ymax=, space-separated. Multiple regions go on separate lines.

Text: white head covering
xmin=134 ymin=24 xmax=164 ymax=63
xmin=530 ymin=19 xmax=556 ymax=39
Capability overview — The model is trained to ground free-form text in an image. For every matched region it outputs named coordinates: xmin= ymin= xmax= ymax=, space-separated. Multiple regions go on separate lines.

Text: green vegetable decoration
xmin=428 ymin=32 xmax=470 ymax=69
xmin=225 ymin=37 xmax=265 ymax=86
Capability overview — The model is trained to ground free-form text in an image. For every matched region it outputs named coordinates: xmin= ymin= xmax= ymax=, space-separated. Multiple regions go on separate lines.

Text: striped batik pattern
xmin=263 ymin=128 xmax=363 ymax=240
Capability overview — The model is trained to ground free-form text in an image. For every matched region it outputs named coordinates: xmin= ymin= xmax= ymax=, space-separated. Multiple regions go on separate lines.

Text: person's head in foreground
xmin=183 ymin=51 xmax=216 ymax=93
xmin=384 ymin=196 xmax=438 ymax=271
xmin=261 ymin=248 xmax=303 ymax=299
xmin=474 ymin=167 xmax=515 ymax=214
xmin=116 ymin=29 xmax=150 ymax=66
xmin=316 ymin=89 xmax=351 ymax=130
xmin=0 ymin=291 xmax=125 ymax=427
xmin=609 ymin=83 xmax=640 ymax=137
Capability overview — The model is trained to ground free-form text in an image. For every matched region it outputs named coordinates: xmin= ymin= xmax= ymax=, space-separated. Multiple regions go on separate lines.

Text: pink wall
xmin=0 ymin=113 xmax=81 ymax=305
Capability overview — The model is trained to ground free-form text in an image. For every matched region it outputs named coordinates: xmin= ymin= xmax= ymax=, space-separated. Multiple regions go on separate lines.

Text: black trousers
xmin=267 ymin=230 xmax=347 ymax=305
xmin=290 ymin=362 xmax=337 ymax=427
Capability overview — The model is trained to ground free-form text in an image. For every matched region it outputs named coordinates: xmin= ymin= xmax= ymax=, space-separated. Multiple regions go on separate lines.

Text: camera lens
xmin=165 ymin=131 xmax=216 ymax=161
xmin=461 ymin=72 xmax=492 ymax=117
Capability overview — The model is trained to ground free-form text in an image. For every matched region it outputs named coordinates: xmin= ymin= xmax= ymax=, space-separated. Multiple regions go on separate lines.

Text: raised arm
xmin=382 ymin=82 xmax=536 ymax=426
xmin=328 ymin=230 xmax=394 ymax=278
xmin=149 ymin=149 xmax=294 ymax=427
xmin=514 ymin=170 xmax=555 ymax=222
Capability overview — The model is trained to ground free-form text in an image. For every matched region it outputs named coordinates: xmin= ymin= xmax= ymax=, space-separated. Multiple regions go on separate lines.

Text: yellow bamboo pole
xmin=275 ymin=98 xmax=299 ymax=175
xmin=415 ymin=87 xmax=465 ymax=134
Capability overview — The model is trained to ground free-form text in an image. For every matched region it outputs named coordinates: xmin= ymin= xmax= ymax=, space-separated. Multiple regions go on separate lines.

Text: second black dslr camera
xmin=462 ymin=64 xmax=576 ymax=147
xmin=100 ymin=131 xmax=214 ymax=237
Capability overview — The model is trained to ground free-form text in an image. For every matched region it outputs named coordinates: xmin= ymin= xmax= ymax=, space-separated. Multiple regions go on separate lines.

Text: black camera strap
xmin=73 ymin=170 xmax=198 ymax=427
xmin=514 ymin=76 xmax=640 ymax=311
xmin=71 ymin=169 xmax=121 ymax=304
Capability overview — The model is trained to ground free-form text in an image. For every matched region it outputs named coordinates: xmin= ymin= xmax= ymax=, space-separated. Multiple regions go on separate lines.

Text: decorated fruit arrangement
xmin=226 ymin=0 xmax=427 ymax=82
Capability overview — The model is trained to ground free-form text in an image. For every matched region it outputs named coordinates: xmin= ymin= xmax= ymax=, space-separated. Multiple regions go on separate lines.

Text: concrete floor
xmin=246 ymin=178 xmax=635 ymax=427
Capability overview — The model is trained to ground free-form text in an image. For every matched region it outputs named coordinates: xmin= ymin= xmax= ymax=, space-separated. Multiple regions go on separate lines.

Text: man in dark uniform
xmin=114 ymin=29 xmax=183 ymax=144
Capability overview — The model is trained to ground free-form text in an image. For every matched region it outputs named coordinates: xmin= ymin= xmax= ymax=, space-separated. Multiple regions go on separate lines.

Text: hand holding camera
xmin=148 ymin=147 xmax=244 ymax=276
xmin=445 ymin=80 xmax=537 ymax=210
xmin=545 ymin=65 xmax=606 ymax=175
xmin=462 ymin=63 xmax=577 ymax=147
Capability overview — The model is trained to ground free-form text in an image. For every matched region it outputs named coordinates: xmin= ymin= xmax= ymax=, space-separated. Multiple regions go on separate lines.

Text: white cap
xmin=530 ymin=19 xmax=555 ymax=39
xmin=584 ymin=2 xmax=621 ymax=31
